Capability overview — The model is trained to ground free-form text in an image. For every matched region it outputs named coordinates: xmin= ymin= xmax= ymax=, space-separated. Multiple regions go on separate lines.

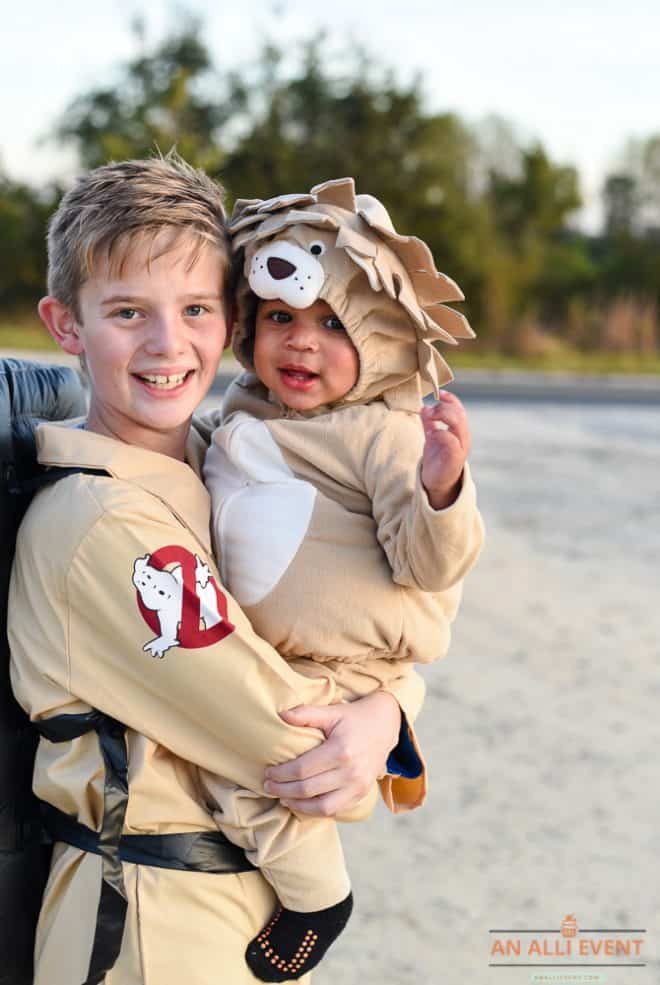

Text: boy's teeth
xmin=141 ymin=372 xmax=188 ymax=389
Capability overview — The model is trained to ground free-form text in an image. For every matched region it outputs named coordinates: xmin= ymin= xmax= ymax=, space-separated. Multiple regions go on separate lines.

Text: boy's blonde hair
xmin=47 ymin=153 xmax=230 ymax=317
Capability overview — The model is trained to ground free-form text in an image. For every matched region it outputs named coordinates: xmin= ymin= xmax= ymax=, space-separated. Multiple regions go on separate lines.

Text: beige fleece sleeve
xmin=382 ymin=664 xmax=425 ymax=723
xmin=363 ymin=410 xmax=484 ymax=593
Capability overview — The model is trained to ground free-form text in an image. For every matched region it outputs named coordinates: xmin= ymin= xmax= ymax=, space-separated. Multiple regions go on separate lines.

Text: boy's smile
xmin=41 ymin=232 xmax=227 ymax=458
xmin=253 ymin=298 xmax=359 ymax=412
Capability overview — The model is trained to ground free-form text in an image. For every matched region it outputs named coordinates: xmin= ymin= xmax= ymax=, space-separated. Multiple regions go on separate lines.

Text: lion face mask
xmin=230 ymin=177 xmax=475 ymax=412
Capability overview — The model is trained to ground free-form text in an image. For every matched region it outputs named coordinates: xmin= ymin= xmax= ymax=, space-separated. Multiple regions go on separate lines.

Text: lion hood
xmin=229 ymin=177 xmax=474 ymax=413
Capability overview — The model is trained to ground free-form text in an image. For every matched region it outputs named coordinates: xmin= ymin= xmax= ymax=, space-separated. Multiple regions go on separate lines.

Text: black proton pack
xmin=0 ymin=357 xmax=88 ymax=985
xmin=1 ymin=358 xmax=255 ymax=985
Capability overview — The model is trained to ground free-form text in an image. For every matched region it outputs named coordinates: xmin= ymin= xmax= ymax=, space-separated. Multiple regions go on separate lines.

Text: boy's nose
xmin=147 ymin=314 xmax=186 ymax=355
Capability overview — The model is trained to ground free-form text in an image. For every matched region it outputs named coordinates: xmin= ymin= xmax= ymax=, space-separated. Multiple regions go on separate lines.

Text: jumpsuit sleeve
xmin=14 ymin=478 xmax=350 ymax=911
xmin=363 ymin=411 xmax=484 ymax=593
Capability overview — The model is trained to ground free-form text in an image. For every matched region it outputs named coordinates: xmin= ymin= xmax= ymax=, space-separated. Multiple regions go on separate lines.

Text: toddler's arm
xmin=420 ymin=391 xmax=471 ymax=508
xmin=365 ymin=396 xmax=484 ymax=593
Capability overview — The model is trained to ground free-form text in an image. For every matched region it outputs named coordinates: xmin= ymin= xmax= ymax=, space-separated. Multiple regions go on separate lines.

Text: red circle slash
xmin=136 ymin=545 xmax=235 ymax=649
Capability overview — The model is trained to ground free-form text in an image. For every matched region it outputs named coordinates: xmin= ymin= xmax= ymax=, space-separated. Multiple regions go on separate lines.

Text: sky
xmin=3 ymin=0 xmax=660 ymax=231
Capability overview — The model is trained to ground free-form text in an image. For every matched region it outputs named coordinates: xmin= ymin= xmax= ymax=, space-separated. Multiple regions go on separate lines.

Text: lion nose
xmin=267 ymin=256 xmax=296 ymax=280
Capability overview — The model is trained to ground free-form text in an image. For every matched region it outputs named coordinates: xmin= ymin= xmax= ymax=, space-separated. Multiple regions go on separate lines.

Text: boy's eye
xmin=323 ymin=315 xmax=346 ymax=333
xmin=184 ymin=304 xmax=205 ymax=317
xmin=117 ymin=308 xmax=138 ymax=320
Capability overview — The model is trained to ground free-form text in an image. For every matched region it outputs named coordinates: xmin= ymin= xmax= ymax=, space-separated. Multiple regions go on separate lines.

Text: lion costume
xmin=203 ymin=174 xmax=484 ymax=918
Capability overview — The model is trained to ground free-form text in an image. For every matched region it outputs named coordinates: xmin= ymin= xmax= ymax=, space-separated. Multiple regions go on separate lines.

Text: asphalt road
xmin=208 ymin=366 xmax=660 ymax=405
xmin=3 ymin=349 xmax=659 ymax=404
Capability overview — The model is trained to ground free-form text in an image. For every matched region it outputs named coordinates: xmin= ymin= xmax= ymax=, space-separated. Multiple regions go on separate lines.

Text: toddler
xmin=202 ymin=178 xmax=485 ymax=977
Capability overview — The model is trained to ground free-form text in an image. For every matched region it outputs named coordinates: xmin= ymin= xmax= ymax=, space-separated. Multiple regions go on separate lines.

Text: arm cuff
xmin=386 ymin=711 xmax=423 ymax=779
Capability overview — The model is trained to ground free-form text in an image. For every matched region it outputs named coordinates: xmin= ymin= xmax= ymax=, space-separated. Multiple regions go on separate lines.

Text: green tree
xmin=480 ymin=144 xmax=584 ymax=339
xmin=486 ymin=144 xmax=580 ymax=241
xmin=42 ymin=20 xmax=619 ymax=350
xmin=603 ymin=173 xmax=639 ymax=237
xmin=621 ymin=135 xmax=660 ymax=229
xmin=53 ymin=17 xmax=226 ymax=173
xmin=0 ymin=175 xmax=59 ymax=307
xmin=599 ymin=142 xmax=660 ymax=306
xmin=220 ymin=38 xmax=493 ymax=327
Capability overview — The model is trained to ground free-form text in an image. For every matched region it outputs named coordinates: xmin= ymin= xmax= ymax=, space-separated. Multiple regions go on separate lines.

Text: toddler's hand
xmin=420 ymin=391 xmax=471 ymax=510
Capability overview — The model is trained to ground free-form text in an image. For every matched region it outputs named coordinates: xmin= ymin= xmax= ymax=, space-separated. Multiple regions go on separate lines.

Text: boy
xmin=204 ymin=175 xmax=484 ymax=809
xmin=8 ymin=158 xmax=421 ymax=985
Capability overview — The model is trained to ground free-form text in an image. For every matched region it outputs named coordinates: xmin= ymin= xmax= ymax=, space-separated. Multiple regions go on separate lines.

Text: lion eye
xmin=309 ymin=241 xmax=326 ymax=257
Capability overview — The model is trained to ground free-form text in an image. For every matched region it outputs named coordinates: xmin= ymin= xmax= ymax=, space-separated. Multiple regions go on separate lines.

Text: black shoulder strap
xmin=10 ymin=465 xmax=109 ymax=496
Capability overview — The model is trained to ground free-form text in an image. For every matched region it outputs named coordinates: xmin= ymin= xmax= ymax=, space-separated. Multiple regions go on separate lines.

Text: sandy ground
xmin=311 ymin=399 xmax=660 ymax=985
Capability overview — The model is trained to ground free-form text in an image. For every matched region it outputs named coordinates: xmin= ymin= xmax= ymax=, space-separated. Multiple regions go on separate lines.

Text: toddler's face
xmin=253 ymin=298 xmax=359 ymax=411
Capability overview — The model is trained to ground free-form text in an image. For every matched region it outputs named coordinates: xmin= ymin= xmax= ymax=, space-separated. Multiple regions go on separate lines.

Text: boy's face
xmin=253 ymin=298 xmax=359 ymax=412
xmin=41 ymin=233 xmax=227 ymax=457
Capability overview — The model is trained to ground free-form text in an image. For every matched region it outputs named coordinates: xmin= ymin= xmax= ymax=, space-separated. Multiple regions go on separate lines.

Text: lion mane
xmin=229 ymin=177 xmax=474 ymax=397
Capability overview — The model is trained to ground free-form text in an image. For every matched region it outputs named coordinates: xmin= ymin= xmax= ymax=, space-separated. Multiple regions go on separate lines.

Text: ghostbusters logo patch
xmin=132 ymin=546 xmax=235 ymax=658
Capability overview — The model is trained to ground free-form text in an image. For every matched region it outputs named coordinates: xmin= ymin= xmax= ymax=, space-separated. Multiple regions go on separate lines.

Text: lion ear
xmin=335 ymin=226 xmax=377 ymax=258
xmin=311 ymin=178 xmax=357 ymax=212
xmin=344 ymin=248 xmax=382 ymax=292
xmin=335 ymin=225 xmax=382 ymax=291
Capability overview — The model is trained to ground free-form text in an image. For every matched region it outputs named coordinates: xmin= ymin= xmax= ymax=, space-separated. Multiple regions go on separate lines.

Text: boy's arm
xmin=10 ymin=483 xmax=350 ymax=912
xmin=268 ymin=671 xmax=428 ymax=815
xmin=364 ymin=408 xmax=484 ymax=593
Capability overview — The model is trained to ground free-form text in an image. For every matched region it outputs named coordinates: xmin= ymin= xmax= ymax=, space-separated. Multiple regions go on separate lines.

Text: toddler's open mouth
xmin=278 ymin=365 xmax=320 ymax=390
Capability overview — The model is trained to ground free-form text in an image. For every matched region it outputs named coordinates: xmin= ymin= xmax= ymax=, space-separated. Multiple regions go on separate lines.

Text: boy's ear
xmin=38 ymin=296 xmax=84 ymax=355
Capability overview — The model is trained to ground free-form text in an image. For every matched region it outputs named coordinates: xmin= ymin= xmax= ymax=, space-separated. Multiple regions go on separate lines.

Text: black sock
xmin=245 ymin=892 xmax=353 ymax=982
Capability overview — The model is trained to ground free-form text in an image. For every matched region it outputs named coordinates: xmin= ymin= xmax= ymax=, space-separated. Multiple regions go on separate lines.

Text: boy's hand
xmin=420 ymin=391 xmax=471 ymax=510
xmin=263 ymin=691 xmax=401 ymax=816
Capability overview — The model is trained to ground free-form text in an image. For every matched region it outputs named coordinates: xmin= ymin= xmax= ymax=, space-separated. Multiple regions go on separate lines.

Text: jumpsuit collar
xmin=36 ymin=420 xmax=213 ymax=555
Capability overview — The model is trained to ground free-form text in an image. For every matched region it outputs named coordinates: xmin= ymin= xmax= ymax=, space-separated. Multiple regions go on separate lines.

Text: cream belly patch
xmin=204 ymin=413 xmax=317 ymax=607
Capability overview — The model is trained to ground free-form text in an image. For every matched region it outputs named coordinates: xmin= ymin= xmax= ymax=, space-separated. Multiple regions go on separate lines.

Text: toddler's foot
xmin=246 ymin=892 xmax=353 ymax=981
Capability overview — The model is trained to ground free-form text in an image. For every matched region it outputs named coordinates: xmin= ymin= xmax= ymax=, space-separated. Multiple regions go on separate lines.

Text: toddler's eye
xmin=185 ymin=304 xmax=205 ymax=317
xmin=324 ymin=315 xmax=346 ymax=333
xmin=309 ymin=241 xmax=326 ymax=257
xmin=270 ymin=310 xmax=292 ymax=324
